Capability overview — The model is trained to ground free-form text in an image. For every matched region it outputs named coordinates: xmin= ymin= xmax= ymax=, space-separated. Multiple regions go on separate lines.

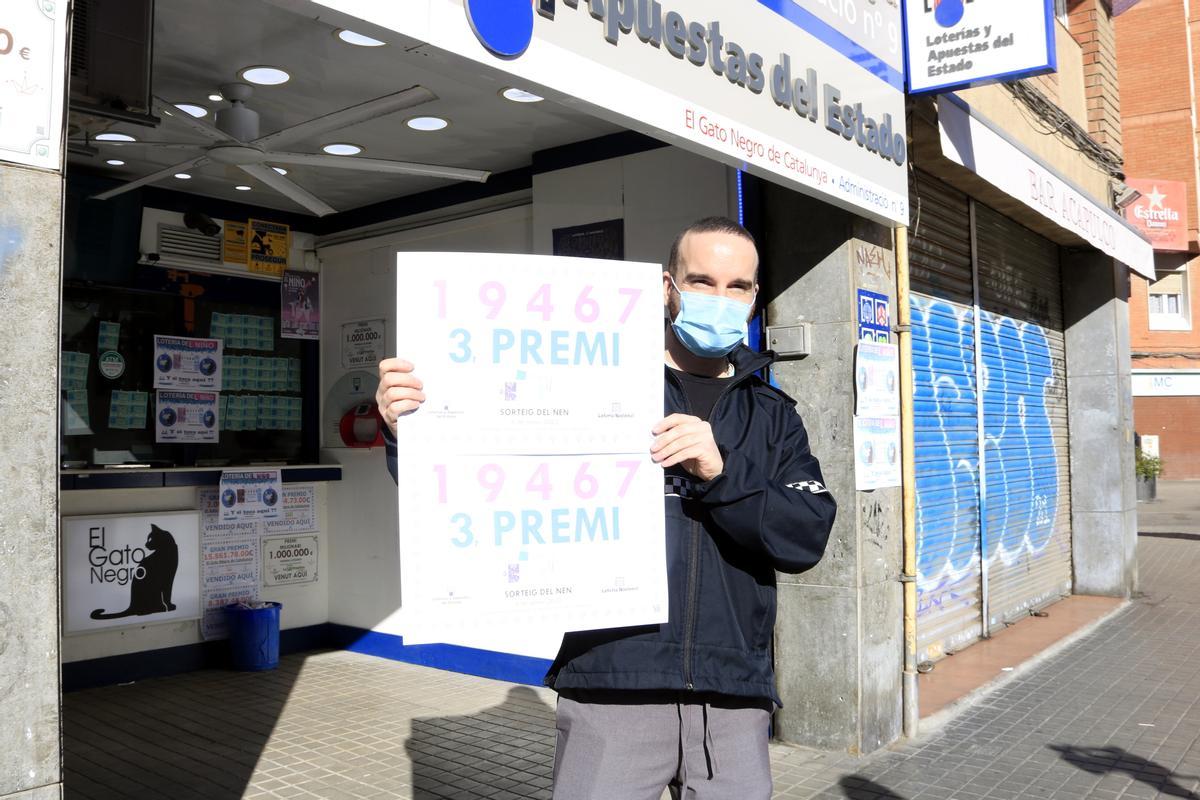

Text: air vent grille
xmin=71 ymin=0 xmax=90 ymax=80
xmin=158 ymin=224 xmax=222 ymax=262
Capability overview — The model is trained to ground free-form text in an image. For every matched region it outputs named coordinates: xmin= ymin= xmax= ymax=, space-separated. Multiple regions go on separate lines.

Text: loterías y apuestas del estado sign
xmin=467 ymin=0 xmax=907 ymax=168
xmin=313 ymin=0 xmax=909 ymax=222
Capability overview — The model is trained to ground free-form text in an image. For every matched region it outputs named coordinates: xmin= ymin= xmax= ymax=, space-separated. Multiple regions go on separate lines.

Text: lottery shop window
xmin=60 ymin=266 xmax=317 ymax=469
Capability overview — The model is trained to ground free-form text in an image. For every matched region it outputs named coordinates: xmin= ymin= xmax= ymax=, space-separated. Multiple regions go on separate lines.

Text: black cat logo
xmin=91 ymin=524 xmax=179 ymax=619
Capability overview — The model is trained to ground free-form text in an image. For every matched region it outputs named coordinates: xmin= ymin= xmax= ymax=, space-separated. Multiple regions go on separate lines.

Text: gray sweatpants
xmin=551 ymin=692 xmax=773 ymax=800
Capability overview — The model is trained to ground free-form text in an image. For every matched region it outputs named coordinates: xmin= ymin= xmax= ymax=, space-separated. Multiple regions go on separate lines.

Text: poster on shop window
xmin=62 ymin=511 xmax=201 ymax=634
xmin=393 ymin=252 xmax=667 ymax=647
xmin=198 ymin=488 xmax=260 ymax=640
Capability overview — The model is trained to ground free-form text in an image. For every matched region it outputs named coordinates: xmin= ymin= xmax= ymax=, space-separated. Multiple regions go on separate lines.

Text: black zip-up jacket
xmin=385 ymin=345 xmax=836 ymax=706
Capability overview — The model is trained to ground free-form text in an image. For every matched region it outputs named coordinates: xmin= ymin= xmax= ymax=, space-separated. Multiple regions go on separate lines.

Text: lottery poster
xmin=156 ymin=391 xmax=219 ymax=443
xmin=855 ymin=342 xmax=900 ymax=417
xmin=262 ymin=535 xmax=319 ymax=586
xmin=395 ymin=253 xmax=663 ymax=455
xmin=394 ymin=252 xmax=668 ymax=647
xmin=262 ymin=484 xmax=318 ymax=535
xmin=199 ymin=487 xmax=260 ymax=641
xmin=153 ymin=336 xmax=223 ymax=390
xmin=854 ymin=416 xmax=902 ymax=491
xmin=217 ymin=469 xmax=282 ymax=522
xmin=281 ymin=271 xmax=320 ymax=340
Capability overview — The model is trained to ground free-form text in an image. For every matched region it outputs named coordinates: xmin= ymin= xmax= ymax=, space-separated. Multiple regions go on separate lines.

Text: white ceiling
xmin=67 ymin=0 xmax=621 ymax=216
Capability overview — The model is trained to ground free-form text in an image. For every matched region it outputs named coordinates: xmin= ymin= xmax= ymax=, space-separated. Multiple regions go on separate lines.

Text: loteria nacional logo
xmin=1127 ymin=178 xmax=1190 ymax=252
xmin=925 ymin=0 xmax=975 ymax=28
xmin=464 ymin=0 xmax=536 ymax=59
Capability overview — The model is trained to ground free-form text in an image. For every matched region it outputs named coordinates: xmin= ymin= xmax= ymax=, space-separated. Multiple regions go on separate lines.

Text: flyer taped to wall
xmin=394 ymin=252 xmax=667 ymax=648
xmin=218 ymin=469 xmax=283 ymax=522
xmin=153 ymin=336 xmax=223 ymax=390
xmin=155 ymin=391 xmax=219 ymax=443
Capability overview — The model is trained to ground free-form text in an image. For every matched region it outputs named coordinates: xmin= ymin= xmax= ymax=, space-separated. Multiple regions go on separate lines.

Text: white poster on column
xmin=394 ymin=252 xmax=667 ymax=647
xmin=0 ymin=0 xmax=68 ymax=171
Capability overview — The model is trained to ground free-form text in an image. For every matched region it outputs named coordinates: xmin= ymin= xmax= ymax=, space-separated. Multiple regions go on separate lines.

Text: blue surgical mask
xmin=669 ymin=276 xmax=754 ymax=358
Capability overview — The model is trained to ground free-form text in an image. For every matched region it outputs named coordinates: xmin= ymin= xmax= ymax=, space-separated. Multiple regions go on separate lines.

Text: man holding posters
xmin=378 ymin=217 xmax=836 ymax=799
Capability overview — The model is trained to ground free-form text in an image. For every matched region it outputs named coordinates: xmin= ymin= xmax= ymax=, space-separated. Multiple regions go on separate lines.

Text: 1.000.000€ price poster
xmin=395 ymin=253 xmax=667 ymax=649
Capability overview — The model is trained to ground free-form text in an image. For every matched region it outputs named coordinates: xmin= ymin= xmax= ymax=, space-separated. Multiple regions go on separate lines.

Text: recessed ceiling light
xmin=106 ymin=159 xmax=125 ymax=166
xmin=174 ymin=103 xmax=208 ymax=118
xmin=322 ymin=142 xmax=362 ymax=155
xmin=95 ymin=132 xmax=136 ymax=142
xmin=208 ymin=93 xmax=223 ymax=102
xmin=174 ymin=173 xmax=192 ymax=180
xmin=502 ymin=87 xmax=544 ymax=103
xmin=272 ymin=166 xmax=288 ymax=175
xmin=406 ymin=116 xmax=448 ymax=131
xmin=239 ymin=66 xmax=290 ymax=85
xmin=336 ymin=29 xmax=386 ymax=47
xmin=235 ymin=185 xmax=252 ymax=191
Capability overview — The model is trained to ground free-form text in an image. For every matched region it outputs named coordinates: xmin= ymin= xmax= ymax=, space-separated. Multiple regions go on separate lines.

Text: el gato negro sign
xmin=468 ymin=0 xmax=907 ymax=168
xmin=63 ymin=511 xmax=201 ymax=633
xmin=905 ymin=0 xmax=1056 ymax=94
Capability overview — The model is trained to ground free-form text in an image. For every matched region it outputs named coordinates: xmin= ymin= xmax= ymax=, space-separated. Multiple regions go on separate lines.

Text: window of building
xmin=1148 ymin=266 xmax=1191 ymax=331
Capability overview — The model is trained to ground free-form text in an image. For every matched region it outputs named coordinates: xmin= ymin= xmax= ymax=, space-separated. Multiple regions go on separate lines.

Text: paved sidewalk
xmin=64 ymin=482 xmax=1200 ymax=799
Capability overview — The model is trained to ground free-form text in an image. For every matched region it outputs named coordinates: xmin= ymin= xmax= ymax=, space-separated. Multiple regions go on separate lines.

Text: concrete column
xmin=761 ymin=185 xmax=903 ymax=754
xmin=0 ymin=164 xmax=64 ymax=800
xmin=1062 ymin=251 xmax=1138 ymax=597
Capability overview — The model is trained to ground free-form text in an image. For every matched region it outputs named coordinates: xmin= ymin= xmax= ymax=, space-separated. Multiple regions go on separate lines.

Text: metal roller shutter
xmin=974 ymin=204 xmax=1073 ymax=630
xmin=910 ymin=174 xmax=983 ymax=663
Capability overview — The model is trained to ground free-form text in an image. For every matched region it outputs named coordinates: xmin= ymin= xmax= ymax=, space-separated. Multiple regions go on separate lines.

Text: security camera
xmin=183 ymin=211 xmax=220 ymax=237
xmin=1113 ymin=183 xmax=1142 ymax=210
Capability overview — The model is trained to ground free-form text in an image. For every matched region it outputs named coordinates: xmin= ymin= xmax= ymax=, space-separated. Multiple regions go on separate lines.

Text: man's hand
xmin=376 ymin=358 xmax=425 ymax=435
xmin=650 ymin=414 xmax=724 ymax=482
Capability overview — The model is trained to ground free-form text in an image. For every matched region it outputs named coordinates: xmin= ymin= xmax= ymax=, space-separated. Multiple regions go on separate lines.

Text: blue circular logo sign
xmin=465 ymin=0 xmax=534 ymax=59
xmin=221 ymin=488 xmax=237 ymax=508
xmin=934 ymin=0 xmax=965 ymax=28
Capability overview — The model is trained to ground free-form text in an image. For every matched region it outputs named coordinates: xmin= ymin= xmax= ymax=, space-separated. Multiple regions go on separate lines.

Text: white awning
xmin=939 ymin=96 xmax=1155 ymax=279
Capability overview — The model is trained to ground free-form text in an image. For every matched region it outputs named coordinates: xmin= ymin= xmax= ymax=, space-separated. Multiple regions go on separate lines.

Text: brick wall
xmin=1129 ymin=257 xmax=1200 ymax=355
xmin=1069 ymin=0 xmax=1123 ymax=156
xmin=1115 ymin=0 xmax=1198 ymax=246
xmin=1134 ymin=396 xmax=1200 ymax=478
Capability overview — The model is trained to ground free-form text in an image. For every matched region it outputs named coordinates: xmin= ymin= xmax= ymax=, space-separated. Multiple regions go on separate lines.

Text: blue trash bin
xmin=226 ymin=602 xmax=282 ymax=671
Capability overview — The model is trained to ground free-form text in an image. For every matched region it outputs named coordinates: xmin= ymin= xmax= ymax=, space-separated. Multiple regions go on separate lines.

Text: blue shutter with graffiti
xmin=909 ymin=178 xmax=1072 ymax=663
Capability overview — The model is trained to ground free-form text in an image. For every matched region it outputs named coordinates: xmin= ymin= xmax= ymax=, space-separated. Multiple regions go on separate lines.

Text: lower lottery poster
xmin=199 ymin=488 xmax=260 ymax=640
xmin=395 ymin=252 xmax=667 ymax=648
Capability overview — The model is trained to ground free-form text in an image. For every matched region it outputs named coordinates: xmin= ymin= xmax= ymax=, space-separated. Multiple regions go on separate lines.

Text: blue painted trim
xmin=62 ymin=623 xmax=550 ymax=691
xmin=736 ymin=170 xmax=746 ymax=227
xmin=905 ymin=0 xmax=1058 ymax=95
xmin=758 ymin=0 xmax=905 ymax=89
xmin=327 ymin=625 xmax=553 ymax=687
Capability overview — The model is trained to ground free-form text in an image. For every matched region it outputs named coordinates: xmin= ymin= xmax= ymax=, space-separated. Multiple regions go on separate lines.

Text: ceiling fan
xmin=83 ymin=83 xmax=490 ymax=217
